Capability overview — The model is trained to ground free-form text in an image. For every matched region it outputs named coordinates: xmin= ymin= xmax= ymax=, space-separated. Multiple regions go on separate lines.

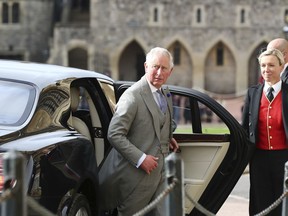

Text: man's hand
xmin=169 ymin=137 xmax=179 ymax=152
xmin=140 ymin=155 xmax=159 ymax=174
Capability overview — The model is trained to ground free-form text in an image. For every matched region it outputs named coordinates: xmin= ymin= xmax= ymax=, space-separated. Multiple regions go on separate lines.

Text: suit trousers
xmin=117 ymin=151 xmax=168 ymax=216
xmin=249 ymin=149 xmax=288 ymax=216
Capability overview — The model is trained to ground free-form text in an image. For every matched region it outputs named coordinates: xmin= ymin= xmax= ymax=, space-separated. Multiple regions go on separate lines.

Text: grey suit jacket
xmin=241 ymin=82 xmax=288 ymax=144
xmin=98 ymin=75 xmax=173 ymax=210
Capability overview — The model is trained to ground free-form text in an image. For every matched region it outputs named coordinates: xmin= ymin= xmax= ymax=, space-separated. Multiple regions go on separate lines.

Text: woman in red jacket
xmin=242 ymin=48 xmax=288 ymax=215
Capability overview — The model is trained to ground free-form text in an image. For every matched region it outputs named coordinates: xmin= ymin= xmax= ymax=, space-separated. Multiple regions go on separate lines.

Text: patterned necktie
xmin=267 ymin=87 xmax=274 ymax=102
xmin=156 ymin=89 xmax=167 ymax=113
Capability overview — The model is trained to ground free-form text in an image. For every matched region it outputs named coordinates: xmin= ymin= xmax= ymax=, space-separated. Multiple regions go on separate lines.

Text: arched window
xmin=196 ymin=8 xmax=201 ymax=23
xmin=2 ymin=2 xmax=20 ymax=24
xmin=285 ymin=9 xmax=288 ymax=24
xmin=12 ymin=3 xmax=20 ymax=23
xmin=68 ymin=48 xmax=88 ymax=70
xmin=71 ymin=0 xmax=89 ymax=11
xmin=240 ymin=9 xmax=245 ymax=23
xmin=216 ymin=43 xmax=224 ymax=66
xmin=173 ymin=43 xmax=181 ymax=65
xmin=153 ymin=8 xmax=158 ymax=22
xmin=2 ymin=3 xmax=9 ymax=23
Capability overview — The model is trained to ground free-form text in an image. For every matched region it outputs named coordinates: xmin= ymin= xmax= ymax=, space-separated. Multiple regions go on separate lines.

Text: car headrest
xmin=70 ymin=87 xmax=80 ymax=112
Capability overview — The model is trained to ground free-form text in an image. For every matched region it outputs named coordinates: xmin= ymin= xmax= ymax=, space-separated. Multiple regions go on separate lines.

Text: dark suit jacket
xmin=241 ymin=82 xmax=288 ymax=144
xmin=281 ymin=65 xmax=288 ymax=82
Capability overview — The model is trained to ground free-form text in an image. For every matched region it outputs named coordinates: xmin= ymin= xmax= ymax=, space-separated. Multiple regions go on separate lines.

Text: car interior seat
xmin=70 ymin=87 xmax=92 ymax=142
xmin=70 ymin=85 xmax=105 ymax=166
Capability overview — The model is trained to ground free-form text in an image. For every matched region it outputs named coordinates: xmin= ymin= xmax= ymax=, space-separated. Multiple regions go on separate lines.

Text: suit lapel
xmin=162 ymin=87 xmax=173 ymax=138
xmin=139 ymin=77 xmax=161 ymax=141
xmin=162 ymin=87 xmax=172 ymax=111
xmin=251 ymin=84 xmax=263 ymax=128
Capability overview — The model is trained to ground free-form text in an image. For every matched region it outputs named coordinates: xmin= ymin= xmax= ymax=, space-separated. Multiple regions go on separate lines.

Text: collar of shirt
xmin=264 ymin=80 xmax=281 ymax=97
xmin=145 ymin=76 xmax=162 ymax=105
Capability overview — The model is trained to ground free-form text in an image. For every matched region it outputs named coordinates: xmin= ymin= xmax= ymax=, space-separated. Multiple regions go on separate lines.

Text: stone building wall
xmin=0 ymin=0 xmax=288 ymax=95
xmin=0 ymin=0 xmax=53 ymax=62
xmin=85 ymin=0 xmax=288 ymax=94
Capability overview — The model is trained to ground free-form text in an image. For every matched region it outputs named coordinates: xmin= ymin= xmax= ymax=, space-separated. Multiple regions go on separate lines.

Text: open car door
xmin=114 ymin=82 xmax=254 ymax=215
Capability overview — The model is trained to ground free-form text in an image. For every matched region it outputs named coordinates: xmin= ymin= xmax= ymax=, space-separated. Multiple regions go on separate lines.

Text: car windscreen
xmin=0 ymin=80 xmax=36 ymax=126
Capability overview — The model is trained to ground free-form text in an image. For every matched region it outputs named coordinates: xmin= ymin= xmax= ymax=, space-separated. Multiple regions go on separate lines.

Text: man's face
xmin=144 ymin=54 xmax=173 ymax=89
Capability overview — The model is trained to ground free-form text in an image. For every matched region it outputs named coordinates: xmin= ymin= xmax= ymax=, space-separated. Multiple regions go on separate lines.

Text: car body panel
xmin=0 ymin=130 xmax=79 ymax=151
xmin=0 ymin=60 xmax=114 ymax=215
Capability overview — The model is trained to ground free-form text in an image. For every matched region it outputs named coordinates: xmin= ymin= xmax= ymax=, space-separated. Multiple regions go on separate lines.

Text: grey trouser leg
xmin=117 ymin=153 xmax=167 ymax=216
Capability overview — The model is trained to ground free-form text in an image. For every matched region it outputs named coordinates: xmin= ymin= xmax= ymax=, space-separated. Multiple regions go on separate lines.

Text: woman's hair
xmin=146 ymin=47 xmax=174 ymax=69
xmin=258 ymin=48 xmax=285 ymax=66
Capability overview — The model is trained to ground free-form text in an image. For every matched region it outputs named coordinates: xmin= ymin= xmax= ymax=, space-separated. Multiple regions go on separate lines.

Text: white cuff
xmin=136 ymin=153 xmax=146 ymax=168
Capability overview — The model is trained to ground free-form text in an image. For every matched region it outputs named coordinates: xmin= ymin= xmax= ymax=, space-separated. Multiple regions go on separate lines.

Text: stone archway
xmin=118 ymin=41 xmax=145 ymax=81
xmin=167 ymin=41 xmax=193 ymax=88
xmin=248 ymin=42 xmax=267 ymax=86
xmin=204 ymin=42 xmax=236 ymax=94
xmin=68 ymin=47 xmax=88 ymax=69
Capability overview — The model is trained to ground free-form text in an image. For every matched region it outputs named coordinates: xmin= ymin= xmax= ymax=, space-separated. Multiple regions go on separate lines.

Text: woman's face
xmin=260 ymin=55 xmax=283 ymax=84
xmin=144 ymin=54 xmax=173 ymax=89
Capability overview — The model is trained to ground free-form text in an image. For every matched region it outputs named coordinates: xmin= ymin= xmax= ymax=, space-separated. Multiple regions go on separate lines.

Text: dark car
xmin=0 ymin=60 xmax=253 ymax=215
xmin=0 ymin=60 xmax=115 ymax=215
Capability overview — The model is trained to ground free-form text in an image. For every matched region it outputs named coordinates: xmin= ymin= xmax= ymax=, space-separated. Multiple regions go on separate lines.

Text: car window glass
xmin=198 ymin=101 xmax=229 ymax=134
xmin=78 ymin=87 xmax=89 ymax=110
xmin=0 ymin=80 xmax=35 ymax=126
xmin=172 ymin=95 xmax=190 ymax=132
xmin=172 ymin=94 xmax=229 ymax=134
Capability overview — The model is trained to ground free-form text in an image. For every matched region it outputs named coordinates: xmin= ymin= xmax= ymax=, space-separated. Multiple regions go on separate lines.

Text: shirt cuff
xmin=136 ymin=153 xmax=146 ymax=168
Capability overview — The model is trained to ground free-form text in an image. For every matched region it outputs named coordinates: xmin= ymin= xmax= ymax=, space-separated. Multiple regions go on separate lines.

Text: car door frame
xmin=113 ymin=82 xmax=254 ymax=215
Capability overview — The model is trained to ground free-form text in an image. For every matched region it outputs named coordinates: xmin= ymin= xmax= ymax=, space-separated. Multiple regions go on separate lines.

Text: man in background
xmin=267 ymin=38 xmax=288 ymax=81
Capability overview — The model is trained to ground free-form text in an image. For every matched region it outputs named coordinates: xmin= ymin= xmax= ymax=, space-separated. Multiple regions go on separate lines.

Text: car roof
xmin=0 ymin=60 xmax=113 ymax=87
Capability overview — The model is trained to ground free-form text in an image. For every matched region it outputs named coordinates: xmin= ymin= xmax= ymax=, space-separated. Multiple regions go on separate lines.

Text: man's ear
xmin=144 ymin=62 xmax=148 ymax=72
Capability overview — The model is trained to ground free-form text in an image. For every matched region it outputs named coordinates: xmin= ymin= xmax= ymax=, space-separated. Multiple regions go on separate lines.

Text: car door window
xmin=172 ymin=94 xmax=229 ymax=134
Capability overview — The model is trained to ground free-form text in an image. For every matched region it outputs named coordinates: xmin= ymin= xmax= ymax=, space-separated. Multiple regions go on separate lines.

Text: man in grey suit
xmin=267 ymin=38 xmax=288 ymax=82
xmin=99 ymin=47 xmax=179 ymax=216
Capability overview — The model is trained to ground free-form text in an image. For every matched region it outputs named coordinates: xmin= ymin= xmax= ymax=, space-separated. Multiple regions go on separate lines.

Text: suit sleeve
xmin=107 ymin=91 xmax=144 ymax=166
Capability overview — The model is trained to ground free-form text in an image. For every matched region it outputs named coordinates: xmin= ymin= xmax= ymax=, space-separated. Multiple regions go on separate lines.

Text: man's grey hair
xmin=146 ymin=47 xmax=174 ymax=69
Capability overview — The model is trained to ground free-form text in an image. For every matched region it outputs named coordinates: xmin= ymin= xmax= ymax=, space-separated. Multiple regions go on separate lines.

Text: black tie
xmin=267 ymin=87 xmax=274 ymax=102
